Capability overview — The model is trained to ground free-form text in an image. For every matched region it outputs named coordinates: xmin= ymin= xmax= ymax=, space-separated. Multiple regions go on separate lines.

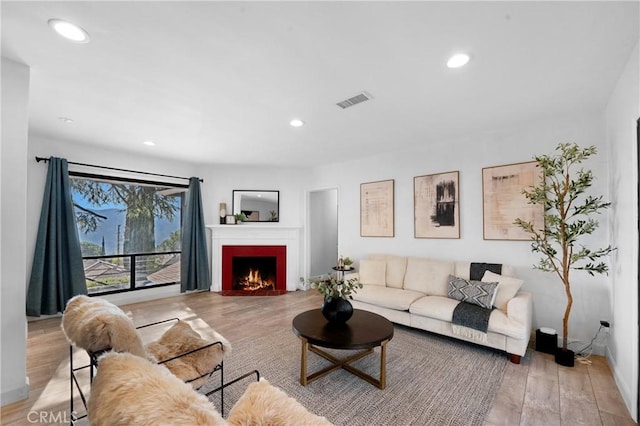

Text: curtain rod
xmin=35 ymin=156 xmax=203 ymax=183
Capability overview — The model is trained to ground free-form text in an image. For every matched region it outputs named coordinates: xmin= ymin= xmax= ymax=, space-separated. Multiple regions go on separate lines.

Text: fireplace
xmin=221 ymin=245 xmax=287 ymax=295
xmin=209 ymin=225 xmax=301 ymax=292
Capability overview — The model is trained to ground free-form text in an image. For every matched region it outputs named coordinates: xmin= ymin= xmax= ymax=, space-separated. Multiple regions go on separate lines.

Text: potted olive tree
xmin=514 ymin=143 xmax=614 ymax=367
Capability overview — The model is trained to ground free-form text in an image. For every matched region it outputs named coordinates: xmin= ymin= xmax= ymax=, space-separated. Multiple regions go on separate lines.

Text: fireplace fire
xmin=233 ymin=257 xmax=276 ymax=292
xmin=222 ymin=245 xmax=287 ymax=295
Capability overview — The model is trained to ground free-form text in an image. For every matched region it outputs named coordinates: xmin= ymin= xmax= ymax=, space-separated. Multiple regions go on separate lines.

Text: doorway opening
xmin=308 ymin=188 xmax=339 ymax=279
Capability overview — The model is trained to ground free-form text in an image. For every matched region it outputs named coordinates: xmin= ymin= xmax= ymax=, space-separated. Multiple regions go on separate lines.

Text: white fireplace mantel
xmin=206 ymin=224 xmax=302 ymax=292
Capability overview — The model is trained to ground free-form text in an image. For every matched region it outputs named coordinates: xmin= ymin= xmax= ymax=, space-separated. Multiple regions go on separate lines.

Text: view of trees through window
xmin=71 ymin=174 xmax=185 ymax=295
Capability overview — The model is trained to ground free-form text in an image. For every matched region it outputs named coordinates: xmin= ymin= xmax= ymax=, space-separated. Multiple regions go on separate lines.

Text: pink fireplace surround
xmin=221 ymin=245 xmax=287 ymax=295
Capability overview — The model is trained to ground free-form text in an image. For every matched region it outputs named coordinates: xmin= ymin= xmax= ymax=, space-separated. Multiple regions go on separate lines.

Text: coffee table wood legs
xmin=298 ymin=338 xmax=389 ymax=389
xmin=300 ymin=337 xmax=308 ymax=386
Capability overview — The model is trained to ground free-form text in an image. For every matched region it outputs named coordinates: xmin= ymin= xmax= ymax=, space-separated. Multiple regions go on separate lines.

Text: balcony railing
xmin=82 ymin=251 xmax=181 ymax=295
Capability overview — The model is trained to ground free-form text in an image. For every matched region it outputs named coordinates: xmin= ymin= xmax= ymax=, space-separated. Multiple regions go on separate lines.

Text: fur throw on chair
xmin=88 ymin=352 xmax=226 ymax=426
xmin=146 ymin=320 xmax=230 ymax=388
xmin=226 ymin=378 xmax=333 ymax=426
xmin=61 ymin=295 xmax=147 ymax=358
xmin=89 ymin=352 xmax=332 ymax=426
xmin=62 ymin=295 xmax=230 ymax=390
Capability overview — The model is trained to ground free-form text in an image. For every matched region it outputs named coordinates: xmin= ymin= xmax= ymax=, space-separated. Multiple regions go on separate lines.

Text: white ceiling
xmin=2 ymin=1 xmax=638 ymax=167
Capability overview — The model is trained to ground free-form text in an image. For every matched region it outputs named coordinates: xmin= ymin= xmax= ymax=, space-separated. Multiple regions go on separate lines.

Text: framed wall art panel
xmin=482 ymin=161 xmax=544 ymax=240
xmin=360 ymin=179 xmax=394 ymax=237
xmin=414 ymin=171 xmax=460 ymax=239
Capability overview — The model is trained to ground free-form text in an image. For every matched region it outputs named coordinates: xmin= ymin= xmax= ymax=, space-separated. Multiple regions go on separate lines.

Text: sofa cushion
xmin=368 ymin=255 xmax=407 ymax=288
xmin=352 ymin=285 xmax=425 ymax=310
xmin=410 ymin=296 xmax=526 ymax=340
xmin=403 ymin=257 xmax=454 ymax=296
xmin=447 ymin=275 xmax=498 ymax=310
xmin=384 ymin=256 xmax=407 ymax=288
xmin=358 ymin=259 xmax=386 ymax=286
xmin=409 ymin=295 xmax=460 ymax=321
xmin=482 ymin=270 xmax=524 ymax=311
xmin=453 ymin=261 xmax=472 ymax=280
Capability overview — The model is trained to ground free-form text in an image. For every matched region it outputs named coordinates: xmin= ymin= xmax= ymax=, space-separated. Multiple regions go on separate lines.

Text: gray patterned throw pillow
xmin=447 ymin=275 xmax=498 ymax=309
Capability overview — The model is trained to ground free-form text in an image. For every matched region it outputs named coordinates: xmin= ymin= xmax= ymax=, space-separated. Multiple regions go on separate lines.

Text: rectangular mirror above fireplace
xmin=232 ymin=190 xmax=279 ymax=222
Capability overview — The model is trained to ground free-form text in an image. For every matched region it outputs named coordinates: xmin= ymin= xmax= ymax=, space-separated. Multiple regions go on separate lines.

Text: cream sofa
xmin=348 ymin=254 xmax=532 ymax=363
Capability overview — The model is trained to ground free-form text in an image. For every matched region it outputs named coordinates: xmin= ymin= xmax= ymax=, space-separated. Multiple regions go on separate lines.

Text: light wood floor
xmin=1 ymin=290 xmax=635 ymax=425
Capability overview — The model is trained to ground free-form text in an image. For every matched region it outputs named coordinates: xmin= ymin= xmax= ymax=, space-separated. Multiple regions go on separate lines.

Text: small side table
xmin=332 ymin=266 xmax=354 ymax=281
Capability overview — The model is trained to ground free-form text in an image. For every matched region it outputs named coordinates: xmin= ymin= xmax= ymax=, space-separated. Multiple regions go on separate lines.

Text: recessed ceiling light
xmin=57 ymin=116 xmax=74 ymax=124
xmin=290 ymin=119 xmax=305 ymax=127
xmin=143 ymin=140 xmax=156 ymax=146
xmin=48 ymin=19 xmax=90 ymax=43
xmin=447 ymin=53 xmax=470 ymax=69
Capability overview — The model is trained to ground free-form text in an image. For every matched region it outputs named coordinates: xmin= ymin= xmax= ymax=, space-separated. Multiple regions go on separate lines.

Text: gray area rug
xmin=204 ymin=324 xmax=507 ymax=426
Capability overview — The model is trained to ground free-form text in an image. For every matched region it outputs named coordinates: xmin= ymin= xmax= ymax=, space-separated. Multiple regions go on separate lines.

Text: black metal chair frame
xmin=68 ymin=317 xmax=243 ymax=424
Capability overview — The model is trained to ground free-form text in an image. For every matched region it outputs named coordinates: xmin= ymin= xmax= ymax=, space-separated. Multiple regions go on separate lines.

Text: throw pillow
xmin=470 ymin=262 xmax=502 ymax=281
xmin=481 ymin=270 xmax=524 ymax=311
xmin=447 ymin=275 xmax=498 ymax=310
xmin=358 ymin=259 xmax=386 ymax=286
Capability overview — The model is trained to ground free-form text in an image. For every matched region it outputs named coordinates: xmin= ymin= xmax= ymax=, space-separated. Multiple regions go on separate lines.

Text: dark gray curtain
xmin=26 ymin=157 xmax=86 ymax=316
xmin=180 ymin=177 xmax=210 ymax=292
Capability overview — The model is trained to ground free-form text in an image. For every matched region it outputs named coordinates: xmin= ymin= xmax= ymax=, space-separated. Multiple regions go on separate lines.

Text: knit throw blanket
xmin=451 ymin=263 xmax=501 ymax=342
xmin=452 ymin=302 xmax=493 ymax=343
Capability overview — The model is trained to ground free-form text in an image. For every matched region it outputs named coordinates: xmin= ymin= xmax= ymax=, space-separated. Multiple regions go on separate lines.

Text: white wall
xmin=194 ymin=163 xmax=307 ymax=229
xmin=310 ymin=112 xmax=613 ymax=349
xmin=605 ymin=40 xmax=639 ymax=421
xmin=1 ymin=58 xmax=30 ymax=405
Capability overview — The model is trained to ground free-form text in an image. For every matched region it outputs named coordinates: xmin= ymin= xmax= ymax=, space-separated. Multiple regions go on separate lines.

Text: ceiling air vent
xmin=336 ymin=91 xmax=373 ymax=109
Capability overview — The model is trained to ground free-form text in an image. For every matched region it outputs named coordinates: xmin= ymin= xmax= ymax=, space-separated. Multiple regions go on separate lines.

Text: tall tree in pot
xmin=514 ymin=143 xmax=615 ymax=367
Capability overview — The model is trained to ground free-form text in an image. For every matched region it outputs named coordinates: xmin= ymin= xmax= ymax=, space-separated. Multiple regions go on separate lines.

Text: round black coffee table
xmin=292 ymin=309 xmax=394 ymax=389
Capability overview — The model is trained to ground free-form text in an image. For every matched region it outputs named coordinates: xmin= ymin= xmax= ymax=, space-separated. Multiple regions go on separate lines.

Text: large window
xmin=70 ymin=173 xmax=186 ymax=295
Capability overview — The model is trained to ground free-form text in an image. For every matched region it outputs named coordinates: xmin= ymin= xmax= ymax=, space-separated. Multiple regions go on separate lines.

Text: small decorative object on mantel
xmin=225 ymin=215 xmax=235 ymax=225
xmin=514 ymin=143 xmax=615 ymax=367
xmin=219 ymin=203 xmax=227 ymax=224
xmin=300 ymin=274 xmax=363 ymax=324
xmin=234 ymin=213 xmax=246 ymax=224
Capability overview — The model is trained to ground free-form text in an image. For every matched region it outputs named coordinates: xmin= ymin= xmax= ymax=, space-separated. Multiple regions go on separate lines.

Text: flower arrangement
xmin=338 ymin=255 xmax=354 ymax=269
xmin=301 ymin=275 xmax=362 ymax=302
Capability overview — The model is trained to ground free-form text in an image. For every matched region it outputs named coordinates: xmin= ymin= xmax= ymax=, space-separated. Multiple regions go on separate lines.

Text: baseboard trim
xmin=1 ymin=379 xmax=29 ymax=407
xmin=606 ymin=346 xmax=637 ymax=422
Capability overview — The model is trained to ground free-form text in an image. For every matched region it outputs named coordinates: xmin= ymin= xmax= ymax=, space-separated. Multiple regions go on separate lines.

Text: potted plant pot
xmin=321 ymin=297 xmax=353 ymax=324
